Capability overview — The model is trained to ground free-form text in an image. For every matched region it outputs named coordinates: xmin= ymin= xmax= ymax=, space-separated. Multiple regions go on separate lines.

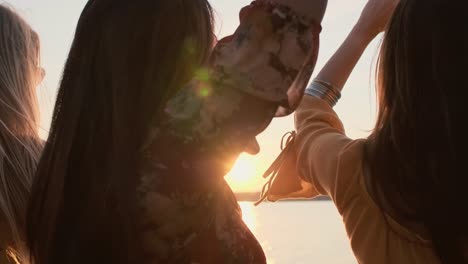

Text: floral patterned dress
xmin=137 ymin=1 xmax=321 ymax=263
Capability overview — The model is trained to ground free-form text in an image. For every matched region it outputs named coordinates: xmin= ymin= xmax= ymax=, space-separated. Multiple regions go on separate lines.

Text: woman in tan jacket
xmin=266 ymin=0 xmax=468 ymax=263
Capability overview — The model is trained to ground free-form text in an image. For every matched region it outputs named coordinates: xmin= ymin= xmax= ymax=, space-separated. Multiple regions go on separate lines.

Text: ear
xmin=260 ymin=0 xmax=328 ymax=23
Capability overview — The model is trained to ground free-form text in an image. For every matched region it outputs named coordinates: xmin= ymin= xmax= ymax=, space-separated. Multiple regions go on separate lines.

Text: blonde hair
xmin=0 ymin=4 xmax=42 ymax=263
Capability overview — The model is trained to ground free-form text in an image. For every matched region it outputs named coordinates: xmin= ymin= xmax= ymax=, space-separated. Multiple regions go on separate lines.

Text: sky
xmin=6 ymin=0 xmax=382 ymax=193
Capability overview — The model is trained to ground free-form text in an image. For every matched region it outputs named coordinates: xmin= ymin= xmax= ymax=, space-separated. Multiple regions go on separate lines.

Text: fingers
xmin=267 ymin=180 xmax=320 ymax=202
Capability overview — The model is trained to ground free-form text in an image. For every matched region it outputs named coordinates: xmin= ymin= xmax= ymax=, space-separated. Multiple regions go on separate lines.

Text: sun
xmin=225 ymin=154 xmax=261 ymax=192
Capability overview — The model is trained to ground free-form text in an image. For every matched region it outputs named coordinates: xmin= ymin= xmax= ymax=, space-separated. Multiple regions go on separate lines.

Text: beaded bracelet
xmin=305 ymin=79 xmax=341 ymax=106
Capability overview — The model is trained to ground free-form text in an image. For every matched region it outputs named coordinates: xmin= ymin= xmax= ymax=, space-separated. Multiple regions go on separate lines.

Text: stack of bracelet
xmin=305 ymin=79 xmax=341 ymax=106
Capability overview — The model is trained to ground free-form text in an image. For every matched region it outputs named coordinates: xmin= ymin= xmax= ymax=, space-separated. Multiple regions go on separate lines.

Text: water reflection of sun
xmin=225 ymin=154 xmax=262 ymax=231
xmin=238 ymin=203 xmax=277 ymax=264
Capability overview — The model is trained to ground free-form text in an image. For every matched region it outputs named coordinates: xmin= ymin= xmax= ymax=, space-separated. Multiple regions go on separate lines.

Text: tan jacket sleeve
xmin=294 ymin=95 xmax=355 ymax=196
xmin=294 ymin=96 xmax=440 ymax=264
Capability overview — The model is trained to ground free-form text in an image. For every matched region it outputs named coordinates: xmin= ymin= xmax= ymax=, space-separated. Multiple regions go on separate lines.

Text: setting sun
xmin=225 ymin=154 xmax=263 ymax=192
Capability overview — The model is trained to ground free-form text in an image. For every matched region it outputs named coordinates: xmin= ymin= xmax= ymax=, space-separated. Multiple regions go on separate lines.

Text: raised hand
xmin=356 ymin=0 xmax=400 ymax=39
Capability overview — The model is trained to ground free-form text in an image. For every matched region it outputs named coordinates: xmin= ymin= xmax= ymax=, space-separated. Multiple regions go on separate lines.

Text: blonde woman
xmin=0 ymin=4 xmax=44 ymax=264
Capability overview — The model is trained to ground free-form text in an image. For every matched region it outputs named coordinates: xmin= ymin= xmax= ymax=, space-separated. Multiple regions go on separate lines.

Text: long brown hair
xmin=365 ymin=0 xmax=468 ymax=263
xmin=26 ymin=0 xmax=214 ymax=263
xmin=0 ymin=4 xmax=42 ymax=263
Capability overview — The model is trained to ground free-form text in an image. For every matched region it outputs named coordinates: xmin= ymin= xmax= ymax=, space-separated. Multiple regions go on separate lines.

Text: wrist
xmin=349 ymin=23 xmax=379 ymax=48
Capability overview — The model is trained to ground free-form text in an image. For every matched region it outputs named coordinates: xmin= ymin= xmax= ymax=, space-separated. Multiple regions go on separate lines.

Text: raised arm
xmin=297 ymin=0 xmax=399 ymax=194
xmin=264 ymin=0 xmax=399 ymax=202
xmin=316 ymin=0 xmax=398 ymax=91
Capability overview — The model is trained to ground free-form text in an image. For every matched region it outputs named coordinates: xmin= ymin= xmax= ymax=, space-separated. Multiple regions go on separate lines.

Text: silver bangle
xmin=305 ymin=79 xmax=341 ymax=106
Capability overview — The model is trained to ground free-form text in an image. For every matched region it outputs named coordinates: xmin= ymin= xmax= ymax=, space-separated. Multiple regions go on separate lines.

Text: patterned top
xmin=136 ymin=1 xmax=321 ymax=263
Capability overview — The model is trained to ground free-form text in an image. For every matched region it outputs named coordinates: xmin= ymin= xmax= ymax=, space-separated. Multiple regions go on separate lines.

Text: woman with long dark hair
xmin=26 ymin=0 xmax=326 ymax=263
xmin=0 ymin=4 xmax=43 ymax=264
xmin=264 ymin=0 xmax=468 ymax=263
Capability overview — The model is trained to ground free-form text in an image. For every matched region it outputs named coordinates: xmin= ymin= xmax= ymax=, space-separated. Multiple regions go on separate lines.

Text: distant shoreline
xmin=235 ymin=192 xmax=331 ymax=202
